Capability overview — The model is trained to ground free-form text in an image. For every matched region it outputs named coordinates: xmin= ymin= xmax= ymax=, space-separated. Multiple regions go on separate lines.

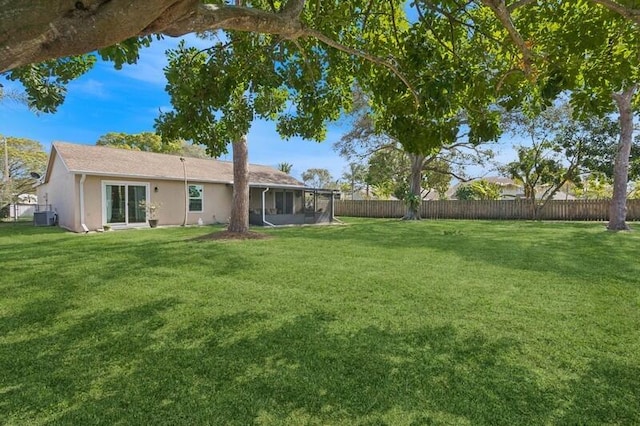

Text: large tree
xmin=335 ymin=84 xmax=497 ymax=216
xmin=96 ymin=131 xmax=211 ymax=157
xmin=470 ymin=0 xmax=640 ymax=229
xmin=359 ymin=3 xmax=509 ymax=219
xmin=154 ymin=1 xmax=409 ymax=232
xmin=0 ymin=136 xmax=47 ymax=206
xmin=502 ymin=103 xmax=621 ymax=218
xmin=301 ymin=168 xmax=334 ymax=189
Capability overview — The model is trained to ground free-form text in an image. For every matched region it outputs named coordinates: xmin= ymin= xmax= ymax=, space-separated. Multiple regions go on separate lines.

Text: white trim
xmin=66 ymin=170 xmax=306 ymax=189
xmin=79 ymin=174 xmax=88 ymax=232
xmin=188 ymin=184 xmax=204 ymax=213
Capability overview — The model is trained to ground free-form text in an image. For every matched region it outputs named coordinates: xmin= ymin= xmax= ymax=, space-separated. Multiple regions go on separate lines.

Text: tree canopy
xmin=301 ymin=168 xmax=335 ymax=189
xmin=0 ymin=136 xmax=47 ymax=205
xmin=455 ymin=179 xmax=501 ymax=200
xmin=3 ymin=0 xmax=640 ymax=228
xmin=96 ymin=131 xmax=211 ymax=158
xmin=2 ymin=1 xmax=412 ymax=116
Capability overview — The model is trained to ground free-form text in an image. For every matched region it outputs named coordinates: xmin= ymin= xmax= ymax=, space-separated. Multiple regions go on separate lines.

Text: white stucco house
xmin=37 ymin=142 xmax=336 ymax=232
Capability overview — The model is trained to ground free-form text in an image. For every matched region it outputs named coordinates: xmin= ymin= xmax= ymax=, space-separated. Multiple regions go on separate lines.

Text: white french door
xmin=103 ymin=182 xmax=149 ymax=225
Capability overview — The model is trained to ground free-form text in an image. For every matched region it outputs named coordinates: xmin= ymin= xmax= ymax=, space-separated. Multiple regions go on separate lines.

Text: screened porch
xmin=248 ymin=187 xmax=336 ymax=226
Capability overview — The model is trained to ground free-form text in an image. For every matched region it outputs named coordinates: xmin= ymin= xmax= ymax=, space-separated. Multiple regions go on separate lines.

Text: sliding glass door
xmin=104 ymin=182 xmax=148 ymax=225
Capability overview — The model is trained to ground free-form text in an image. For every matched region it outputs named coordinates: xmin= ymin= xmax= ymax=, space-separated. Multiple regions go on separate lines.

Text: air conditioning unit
xmin=34 ymin=211 xmax=56 ymax=226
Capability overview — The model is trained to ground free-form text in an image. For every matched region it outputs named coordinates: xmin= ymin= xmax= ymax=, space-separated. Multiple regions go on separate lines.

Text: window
xmin=189 ymin=184 xmax=203 ymax=212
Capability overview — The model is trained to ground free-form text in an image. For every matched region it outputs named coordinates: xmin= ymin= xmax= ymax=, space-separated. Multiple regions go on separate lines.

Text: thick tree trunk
xmin=403 ymin=154 xmax=424 ymax=220
xmin=228 ymin=135 xmax=249 ymax=233
xmin=608 ymin=85 xmax=637 ymax=231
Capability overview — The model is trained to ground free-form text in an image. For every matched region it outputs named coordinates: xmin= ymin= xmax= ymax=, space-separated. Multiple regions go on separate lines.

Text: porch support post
xmin=331 ymin=190 xmax=335 ymax=222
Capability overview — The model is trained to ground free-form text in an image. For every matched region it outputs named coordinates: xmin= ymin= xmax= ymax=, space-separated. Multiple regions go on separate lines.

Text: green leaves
xmin=96 ymin=131 xmax=185 ymax=154
xmin=511 ymin=0 xmax=640 ymax=116
xmin=455 ymin=179 xmax=502 ymax=200
xmin=99 ymin=36 xmax=156 ymax=70
xmin=301 ymin=168 xmax=335 ymax=188
xmin=7 ymin=56 xmax=97 ymax=113
xmin=0 ymin=136 xmax=47 ymax=205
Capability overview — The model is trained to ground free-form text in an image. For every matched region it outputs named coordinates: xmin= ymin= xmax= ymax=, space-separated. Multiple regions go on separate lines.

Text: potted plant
xmin=139 ymin=200 xmax=162 ymax=228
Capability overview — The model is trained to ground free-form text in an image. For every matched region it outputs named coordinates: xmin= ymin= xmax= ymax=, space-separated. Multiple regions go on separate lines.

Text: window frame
xmin=101 ymin=180 xmax=150 ymax=225
xmin=188 ymin=184 xmax=204 ymax=213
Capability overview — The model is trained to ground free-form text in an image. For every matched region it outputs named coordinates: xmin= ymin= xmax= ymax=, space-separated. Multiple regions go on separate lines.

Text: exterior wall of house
xmin=36 ymin=155 xmax=79 ymax=231
xmin=37 ymin=174 xmax=233 ymax=232
xmin=77 ymin=176 xmax=233 ymax=231
xmin=82 ymin=175 xmax=105 ymax=230
xmin=162 ymin=180 xmax=232 ymax=225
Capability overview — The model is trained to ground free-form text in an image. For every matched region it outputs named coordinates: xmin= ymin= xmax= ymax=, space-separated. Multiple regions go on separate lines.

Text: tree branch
xmin=590 ymin=0 xmax=640 ymax=24
xmin=304 ymin=28 xmax=420 ymax=106
xmin=280 ymin=0 xmax=305 ymax=18
xmin=480 ymin=0 xmax=535 ymax=75
xmin=1 ymin=0 xmax=420 ymax=109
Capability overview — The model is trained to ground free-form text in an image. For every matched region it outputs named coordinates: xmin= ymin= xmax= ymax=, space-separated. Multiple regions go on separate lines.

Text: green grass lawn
xmin=1 ymin=219 xmax=639 ymax=425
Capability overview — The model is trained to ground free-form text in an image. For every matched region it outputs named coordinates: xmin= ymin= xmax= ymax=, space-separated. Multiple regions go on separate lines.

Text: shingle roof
xmin=47 ymin=142 xmax=305 ymax=188
xmin=481 ymin=176 xmax=520 ymax=187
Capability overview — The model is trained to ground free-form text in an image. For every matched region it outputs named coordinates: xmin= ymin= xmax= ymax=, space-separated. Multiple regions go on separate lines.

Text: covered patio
xmin=248 ymin=186 xmax=337 ymax=226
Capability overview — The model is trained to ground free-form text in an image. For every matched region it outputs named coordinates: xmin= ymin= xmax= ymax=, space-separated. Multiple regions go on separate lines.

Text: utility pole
xmin=2 ymin=136 xmax=10 ymax=209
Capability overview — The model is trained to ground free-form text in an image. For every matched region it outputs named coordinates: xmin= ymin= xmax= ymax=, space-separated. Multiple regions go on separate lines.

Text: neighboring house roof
xmin=45 ymin=142 xmax=305 ymax=188
xmin=548 ymin=190 xmax=576 ymax=200
xmin=481 ymin=176 xmax=521 ymax=187
xmin=446 ymin=176 xmax=524 ymax=200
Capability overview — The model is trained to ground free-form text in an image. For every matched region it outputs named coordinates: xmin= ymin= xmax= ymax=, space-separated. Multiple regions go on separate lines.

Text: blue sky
xmin=0 ymin=35 xmax=354 ymax=182
xmin=1 ymin=35 xmax=515 ymax=182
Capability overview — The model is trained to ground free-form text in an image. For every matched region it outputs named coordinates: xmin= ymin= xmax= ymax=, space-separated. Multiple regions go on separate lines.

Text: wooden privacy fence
xmin=335 ymin=199 xmax=640 ymax=221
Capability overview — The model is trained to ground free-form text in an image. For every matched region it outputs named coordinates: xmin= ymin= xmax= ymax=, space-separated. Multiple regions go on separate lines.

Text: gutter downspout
xmin=262 ymin=187 xmax=275 ymax=227
xmin=80 ymin=173 xmax=89 ymax=232
xmin=180 ymin=157 xmax=188 ymax=226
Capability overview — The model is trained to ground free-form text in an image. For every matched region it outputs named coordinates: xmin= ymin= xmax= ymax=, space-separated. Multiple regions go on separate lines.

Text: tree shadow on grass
xmin=0 ymin=298 xmax=179 ymax=424
xmin=292 ymin=220 xmax=640 ymax=284
xmin=558 ymin=358 xmax=640 ymax=424
xmin=0 ymin=231 xmax=254 ymax=301
xmin=0 ymin=307 xmax=557 ymax=425
xmin=3 ymin=307 xmax=638 ymax=424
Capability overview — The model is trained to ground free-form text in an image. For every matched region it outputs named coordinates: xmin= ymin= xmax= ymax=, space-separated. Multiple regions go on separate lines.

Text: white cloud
xmin=69 ymin=79 xmax=108 ymax=98
xmin=115 ymin=34 xmax=218 ymax=86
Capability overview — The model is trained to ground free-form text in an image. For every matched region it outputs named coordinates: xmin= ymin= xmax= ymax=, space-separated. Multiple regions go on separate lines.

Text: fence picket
xmin=335 ymin=199 xmax=640 ymax=221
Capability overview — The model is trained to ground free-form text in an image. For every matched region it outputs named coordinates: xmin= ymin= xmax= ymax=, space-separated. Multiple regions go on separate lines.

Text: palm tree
xmin=277 ymin=162 xmax=293 ymax=174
